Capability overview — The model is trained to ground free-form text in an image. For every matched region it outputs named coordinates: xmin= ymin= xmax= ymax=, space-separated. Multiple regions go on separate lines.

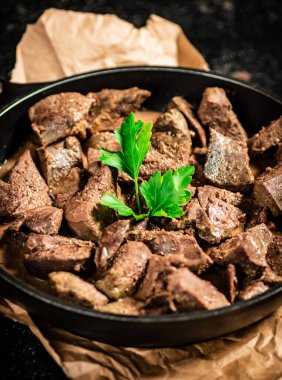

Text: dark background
xmin=0 ymin=0 xmax=281 ymax=379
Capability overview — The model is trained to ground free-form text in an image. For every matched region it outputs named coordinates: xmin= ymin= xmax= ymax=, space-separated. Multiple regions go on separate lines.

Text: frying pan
xmin=0 ymin=67 xmax=281 ymax=347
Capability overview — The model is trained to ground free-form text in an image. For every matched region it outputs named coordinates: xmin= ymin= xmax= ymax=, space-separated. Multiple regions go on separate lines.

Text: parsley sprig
xmin=99 ymin=112 xmax=194 ymax=220
xmin=100 ymin=112 xmax=152 ymax=213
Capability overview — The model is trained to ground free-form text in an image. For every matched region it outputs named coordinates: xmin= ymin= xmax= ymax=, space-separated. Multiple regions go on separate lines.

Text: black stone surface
xmin=0 ymin=0 xmax=281 ymax=379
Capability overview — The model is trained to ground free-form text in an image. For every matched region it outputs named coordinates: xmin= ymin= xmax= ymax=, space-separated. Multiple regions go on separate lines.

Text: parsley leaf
xmin=100 ymin=194 xmax=135 ymax=217
xmin=140 ymin=165 xmax=195 ymax=218
xmin=100 ymin=194 xmax=148 ymax=221
xmin=99 ymin=112 xmax=153 ymax=213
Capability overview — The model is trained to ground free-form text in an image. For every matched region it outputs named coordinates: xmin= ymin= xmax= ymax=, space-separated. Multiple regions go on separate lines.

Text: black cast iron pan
xmin=0 ymin=67 xmax=281 ymax=347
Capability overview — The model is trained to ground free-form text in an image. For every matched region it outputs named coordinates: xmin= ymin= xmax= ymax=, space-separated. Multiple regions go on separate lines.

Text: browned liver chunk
xmin=225 ymin=264 xmax=238 ymax=303
xmin=266 ymin=237 xmax=282 ymax=276
xmin=246 ymin=206 xmax=276 ymax=230
xmin=238 ymin=281 xmax=269 ymax=300
xmin=204 ymin=129 xmax=254 ymax=192
xmin=198 ymin=87 xmax=247 ymax=143
xmin=24 ymin=206 xmax=63 ymax=235
xmin=253 ymin=164 xmax=282 ymax=216
xmin=24 ymin=233 xmax=94 ymax=278
xmin=87 ymin=87 xmax=151 ymax=132
xmin=95 ymin=219 xmax=131 ymax=271
xmin=55 ymin=167 xmax=84 ymax=208
xmin=38 ymin=136 xmax=82 ymax=196
xmin=0 ymin=181 xmax=20 ymax=216
xmin=64 ymin=165 xmax=116 ymax=241
xmin=97 ymin=298 xmax=145 ymax=315
xmin=195 ymin=186 xmax=246 ymax=243
xmin=276 ymin=144 xmax=282 ymax=163
xmin=210 ymin=224 xmax=273 ymax=278
xmin=261 ymin=267 xmax=282 ymax=285
xmin=139 ymin=148 xmax=177 ymax=179
xmin=140 ymin=108 xmax=191 ymax=178
xmin=49 ymin=271 xmax=108 ymax=308
xmin=29 ymin=92 xmax=94 ymax=145
xmin=168 ymin=96 xmax=207 ymax=147
xmin=166 ymin=268 xmax=230 ymax=312
xmin=85 ymin=131 xmax=120 ymax=152
xmin=248 ymin=116 xmax=282 ymax=156
xmin=129 ymin=230 xmax=212 ymax=274
xmin=86 ymin=148 xmax=100 ymax=175
xmin=95 ymin=241 xmax=151 ymax=299
xmin=136 ymin=255 xmax=176 ymax=300
xmin=0 ymin=150 xmax=51 ymax=217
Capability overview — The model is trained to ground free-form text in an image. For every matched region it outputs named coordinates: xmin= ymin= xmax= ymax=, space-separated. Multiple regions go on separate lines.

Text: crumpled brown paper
xmin=11 ymin=8 xmax=208 ymax=83
xmin=1 ymin=8 xmax=281 ymax=380
xmin=0 ymin=298 xmax=281 ymax=380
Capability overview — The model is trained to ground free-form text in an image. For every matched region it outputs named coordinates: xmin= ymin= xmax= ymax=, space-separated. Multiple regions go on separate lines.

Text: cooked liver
xmin=29 ymin=92 xmax=94 ymax=145
xmin=225 ymin=264 xmax=238 ymax=303
xmin=95 ymin=219 xmax=131 ymax=271
xmin=24 ymin=206 xmax=63 ymax=235
xmin=97 ymin=298 xmax=145 ymax=315
xmin=210 ymin=224 xmax=273 ymax=278
xmin=140 ymin=108 xmax=191 ymax=178
xmin=86 ymin=131 xmax=121 ymax=152
xmin=49 ymin=271 xmax=108 ymax=308
xmin=55 ymin=167 xmax=84 ymax=208
xmin=95 ymin=241 xmax=151 ymax=299
xmin=129 ymin=230 xmax=212 ymax=274
xmin=261 ymin=267 xmax=282 ymax=285
xmin=64 ymin=164 xmax=117 ymax=241
xmin=276 ymin=144 xmax=282 ymax=163
xmin=24 ymin=233 xmax=94 ymax=278
xmin=248 ymin=116 xmax=282 ymax=156
xmin=87 ymin=147 xmax=104 ymax=176
xmin=38 ymin=136 xmax=82 ymax=195
xmin=139 ymin=147 xmax=177 ymax=179
xmin=166 ymin=268 xmax=230 ymax=312
xmin=198 ymin=87 xmax=247 ymax=143
xmin=253 ymin=164 xmax=282 ymax=216
xmin=136 ymin=255 xmax=175 ymax=301
xmin=246 ymin=206 xmax=275 ymax=230
xmin=204 ymin=129 xmax=254 ymax=192
xmin=87 ymin=87 xmax=151 ymax=132
xmin=168 ymin=96 xmax=207 ymax=147
xmin=195 ymin=186 xmax=246 ymax=243
xmin=266 ymin=237 xmax=282 ymax=276
xmin=238 ymin=281 xmax=269 ymax=300
xmin=0 ymin=150 xmax=51 ymax=217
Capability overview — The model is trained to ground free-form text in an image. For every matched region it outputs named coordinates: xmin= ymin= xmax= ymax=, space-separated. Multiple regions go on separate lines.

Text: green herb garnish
xmin=99 ymin=112 xmax=194 ymax=220
xmin=99 ymin=112 xmax=152 ymax=214
xmin=140 ymin=166 xmax=194 ymax=218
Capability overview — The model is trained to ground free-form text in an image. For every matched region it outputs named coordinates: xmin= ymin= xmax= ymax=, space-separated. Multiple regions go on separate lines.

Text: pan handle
xmin=0 ymin=77 xmax=50 ymax=108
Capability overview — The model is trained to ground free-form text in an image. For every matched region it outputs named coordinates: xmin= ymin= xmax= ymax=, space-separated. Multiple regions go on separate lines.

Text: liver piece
xmin=95 ymin=241 xmax=151 ymax=300
xmin=204 ymin=129 xmax=254 ymax=192
xmin=29 ymin=92 xmax=94 ymax=145
xmin=64 ymin=164 xmax=117 ymax=241
xmin=198 ymin=87 xmax=247 ymax=143
xmin=253 ymin=164 xmax=282 ymax=216
xmin=248 ymin=116 xmax=282 ymax=156
xmin=49 ymin=271 xmax=108 ymax=308
xmin=0 ymin=150 xmax=51 ymax=217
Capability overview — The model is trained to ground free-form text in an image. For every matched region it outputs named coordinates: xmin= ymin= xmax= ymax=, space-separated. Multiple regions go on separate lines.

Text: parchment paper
xmin=1 ymin=8 xmax=281 ymax=380
xmin=0 ymin=297 xmax=281 ymax=380
xmin=11 ymin=8 xmax=208 ymax=83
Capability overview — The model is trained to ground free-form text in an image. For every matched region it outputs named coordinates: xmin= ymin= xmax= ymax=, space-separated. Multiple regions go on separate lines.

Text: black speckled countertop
xmin=0 ymin=0 xmax=281 ymax=379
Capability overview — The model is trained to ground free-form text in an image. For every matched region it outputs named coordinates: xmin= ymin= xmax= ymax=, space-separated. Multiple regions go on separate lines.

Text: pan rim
xmin=1 ymin=66 xmax=281 ymax=117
